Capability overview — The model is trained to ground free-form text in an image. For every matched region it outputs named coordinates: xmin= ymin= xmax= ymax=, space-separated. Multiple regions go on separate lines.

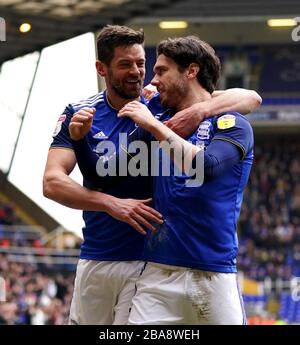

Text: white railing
xmin=0 ymin=224 xmax=46 ymax=239
xmin=5 ymin=254 xmax=79 ymax=266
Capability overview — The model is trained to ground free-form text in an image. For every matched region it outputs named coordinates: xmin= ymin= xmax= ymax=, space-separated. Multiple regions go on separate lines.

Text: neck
xmin=176 ymin=84 xmax=211 ymax=112
xmin=106 ymin=88 xmax=140 ymax=111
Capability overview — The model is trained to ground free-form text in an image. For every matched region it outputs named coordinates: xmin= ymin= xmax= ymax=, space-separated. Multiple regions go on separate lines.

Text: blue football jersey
xmin=50 ymin=91 xmax=152 ymax=261
xmin=144 ymin=109 xmax=254 ymax=273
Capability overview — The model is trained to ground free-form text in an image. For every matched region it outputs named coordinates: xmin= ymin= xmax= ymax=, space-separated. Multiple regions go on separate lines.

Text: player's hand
xmin=106 ymin=197 xmax=164 ymax=235
xmin=118 ymin=101 xmax=157 ymax=131
xmin=164 ymin=103 xmax=206 ymax=138
xmin=69 ymin=107 xmax=96 ymax=141
xmin=142 ymin=84 xmax=158 ymax=100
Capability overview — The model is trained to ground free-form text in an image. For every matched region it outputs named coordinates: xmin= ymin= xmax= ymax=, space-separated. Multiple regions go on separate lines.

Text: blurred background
xmin=0 ymin=0 xmax=300 ymax=325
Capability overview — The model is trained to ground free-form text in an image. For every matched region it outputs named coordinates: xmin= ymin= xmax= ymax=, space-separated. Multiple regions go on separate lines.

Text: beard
xmin=108 ymin=68 xmax=143 ymax=100
xmin=160 ymin=78 xmax=188 ymax=109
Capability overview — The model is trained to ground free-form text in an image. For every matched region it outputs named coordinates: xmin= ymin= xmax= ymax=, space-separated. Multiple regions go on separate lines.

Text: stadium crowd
xmin=238 ymin=135 xmax=300 ymax=281
xmin=0 ymin=252 xmax=75 ymax=325
xmin=0 ymin=199 xmax=76 ymax=324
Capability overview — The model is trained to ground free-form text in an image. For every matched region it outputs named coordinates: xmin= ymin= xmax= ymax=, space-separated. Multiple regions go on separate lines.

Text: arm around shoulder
xmin=164 ymin=88 xmax=261 ymax=138
xmin=211 ymin=88 xmax=262 ymax=114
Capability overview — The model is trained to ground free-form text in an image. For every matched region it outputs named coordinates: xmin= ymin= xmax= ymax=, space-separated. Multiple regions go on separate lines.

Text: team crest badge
xmin=196 ymin=121 xmax=211 ymax=140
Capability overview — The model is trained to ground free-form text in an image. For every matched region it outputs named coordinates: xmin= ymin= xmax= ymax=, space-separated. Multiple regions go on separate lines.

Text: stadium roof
xmin=0 ymin=0 xmax=300 ymax=65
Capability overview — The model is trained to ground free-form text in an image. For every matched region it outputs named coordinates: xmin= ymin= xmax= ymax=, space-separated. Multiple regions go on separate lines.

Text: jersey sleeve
xmin=50 ymin=105 xmax=74 ymax=150
xmin=203 ymin=139 xmax=241 ymax=181
xmin=212 ymin=112 xmax=254 ymax=160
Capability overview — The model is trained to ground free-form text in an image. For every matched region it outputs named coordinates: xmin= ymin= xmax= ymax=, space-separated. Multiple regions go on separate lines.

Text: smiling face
xmin=100 ymin=44 xmax=146 ymax=100
xmin=151 ymin=54 xmax=188 ymax=109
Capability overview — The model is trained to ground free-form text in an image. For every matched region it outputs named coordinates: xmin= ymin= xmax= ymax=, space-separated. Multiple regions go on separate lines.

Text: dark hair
xmin=157 ymin=36 xmax=221 ymax=93
xmin=96 ymin=25 xmax=144 ymax=65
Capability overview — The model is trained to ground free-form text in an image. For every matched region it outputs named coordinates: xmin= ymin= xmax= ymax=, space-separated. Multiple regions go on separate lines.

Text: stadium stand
xmin=239 ymin=134 xmax=300 ymax=324
xmin=0 ymin=194 xmax=79 ymax=324
xmin=239 ymin=135 xmax=300 ymax=282
xmin=0 ymin=252 xmax=75 ymax=325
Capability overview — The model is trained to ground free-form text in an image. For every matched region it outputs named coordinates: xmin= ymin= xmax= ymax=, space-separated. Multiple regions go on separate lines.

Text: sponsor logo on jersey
xmin=53 ymin=114 xmax=66 ymax=137
xmin=93 ymin=131 xmax=108 ymax=139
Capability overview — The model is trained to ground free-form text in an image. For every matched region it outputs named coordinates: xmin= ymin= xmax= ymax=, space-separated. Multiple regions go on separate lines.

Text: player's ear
xmin=187 ymin=63 xmax=200 ymax=79
xmin=96 ymin=60 xmax=107 ymax=77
